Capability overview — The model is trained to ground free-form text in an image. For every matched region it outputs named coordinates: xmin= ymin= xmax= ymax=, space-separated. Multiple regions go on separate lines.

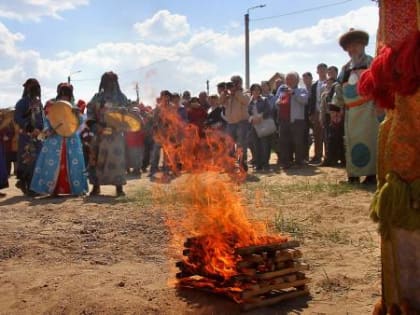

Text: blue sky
xmin=0 ymin=0 xmax=379 ymax=107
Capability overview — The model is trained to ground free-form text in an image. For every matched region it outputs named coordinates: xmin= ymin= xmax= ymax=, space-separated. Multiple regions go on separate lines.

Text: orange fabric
xmin=380 ymin=92 xmax=420 ymax=184
xmin=377 ymin=0 xmax=419 ymax=51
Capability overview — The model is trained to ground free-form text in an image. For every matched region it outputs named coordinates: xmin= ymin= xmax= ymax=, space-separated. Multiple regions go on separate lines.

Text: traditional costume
xmin=30 ymin=83 xmax=88 ymax=196
xmin=335 ymin=29 xmax=380 ymax=184
xmin=86 ymin=72 xmax=129 ymax=196
xmin=357 ymin=0 xmax=420 ymax=313
xmin=13 ymin=79 xmax=44 ymax=196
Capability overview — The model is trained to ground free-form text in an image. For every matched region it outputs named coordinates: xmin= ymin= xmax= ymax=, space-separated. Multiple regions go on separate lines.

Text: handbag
xmin=253 ymin=117 xmax=277 ymax=138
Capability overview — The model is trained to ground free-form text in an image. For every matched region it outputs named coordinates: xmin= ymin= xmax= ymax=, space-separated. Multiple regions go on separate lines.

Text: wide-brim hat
xmin=339 ymin=28 xmax=369 ymax=50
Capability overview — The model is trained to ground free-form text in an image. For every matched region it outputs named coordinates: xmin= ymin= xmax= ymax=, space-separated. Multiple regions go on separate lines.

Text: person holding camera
xmin=219 ymin=75 xmax=250 ymax=172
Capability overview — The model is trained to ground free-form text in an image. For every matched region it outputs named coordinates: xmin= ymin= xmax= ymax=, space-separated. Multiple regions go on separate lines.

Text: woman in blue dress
xmin=30 ymin=83 xmax=88 ymax=196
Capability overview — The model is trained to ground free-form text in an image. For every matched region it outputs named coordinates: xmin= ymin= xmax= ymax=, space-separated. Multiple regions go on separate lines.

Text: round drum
xmin=47 ymin=100 xmax=79 ymax=137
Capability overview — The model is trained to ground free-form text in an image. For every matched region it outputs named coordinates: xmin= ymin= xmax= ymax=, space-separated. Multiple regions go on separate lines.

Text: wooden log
xmin=237 ymin=253 xmax=264 ymax=268
xmin=283 ymin=274 xmax=297 ymax=282
xmin=241 ymin=278 xmax=310 ymax=299
xmin=235 ymin=240 xmax=300 ymax=256
xmin=274 ymin=249 xmax=302 ymax=262
xmin=241 ymin=286 xmax=310 ymax=310
xmin=256 ymin=263 xmax=309 ymax=280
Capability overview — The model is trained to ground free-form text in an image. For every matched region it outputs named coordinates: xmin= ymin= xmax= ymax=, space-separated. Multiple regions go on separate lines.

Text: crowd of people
xmin=0 ymin=28 xmax=382 ymax=198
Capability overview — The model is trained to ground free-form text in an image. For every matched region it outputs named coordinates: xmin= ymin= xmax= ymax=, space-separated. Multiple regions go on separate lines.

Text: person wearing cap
xmin=30 ymin=83 xmax=88 ymax=197
xmin=219 ymin=75 xmax=250 ymax=172
xmin=13 ymin=78 xmax=44 ymax=196
xmin=86 ymin=71 xmax=129 ymax=196
xmin=334 ymin=28 xmax=380 ymax=185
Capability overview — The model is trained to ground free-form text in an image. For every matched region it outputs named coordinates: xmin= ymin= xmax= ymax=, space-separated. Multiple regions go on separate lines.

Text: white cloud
xmin=0 ymin=0 xmax=89 ymax=22
xmin=133 ymin=10 xmax=190 ymax=44
xmin=0 ymin=5 xmax=379 ymax=108
xmin=0 ymin=22 xmax=24 ymax=56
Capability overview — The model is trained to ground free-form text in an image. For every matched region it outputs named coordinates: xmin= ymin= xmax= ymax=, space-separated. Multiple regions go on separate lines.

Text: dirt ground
xmin=0 ymin=165 xmax=381 ymax=315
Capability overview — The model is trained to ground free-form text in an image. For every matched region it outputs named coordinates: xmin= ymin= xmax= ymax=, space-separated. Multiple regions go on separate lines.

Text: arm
xmin=292 ymin=88 xmax=308 ymax=106
xmin=234 ymin=91 xmax=250 ymax=106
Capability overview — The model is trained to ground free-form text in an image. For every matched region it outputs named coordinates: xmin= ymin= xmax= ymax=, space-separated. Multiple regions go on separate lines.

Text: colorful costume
xmin=357 ymin=0 xmax=420 ymax=313
xmin=87 ymin=72 xmax=128 ymax=195
xmin=30 ymin=97 xmax=88 ymax=196
xmin=336 ymin=48 xmax=380 ymax=180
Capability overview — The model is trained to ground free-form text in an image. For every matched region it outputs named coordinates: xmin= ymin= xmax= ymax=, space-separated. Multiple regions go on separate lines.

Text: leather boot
xmin=116 ymin=185 xmax=125 ymax=197
xmin=90 ymin=185 xmax=100 ymax=196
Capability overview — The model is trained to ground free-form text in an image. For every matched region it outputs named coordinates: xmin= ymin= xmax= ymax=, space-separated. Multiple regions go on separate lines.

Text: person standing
xmin=219 ymin=75 xmax=250 ymax=172
xmin=14 ymin=78 xmax=44 ymax=196
xmin=274 ymin=72 xmax=308 ymax=168
xmin=248 ymin=84 xmax=272 ymax=171
xmin=86 ymin=72 xmax=129 ymax=196
xmin=30 ymin=83 xmax=88 ymax=196
xmin=335 ymin=29 xmax=379 ymax=185
xmin=308 ymin=63 xmax=328 ymax=164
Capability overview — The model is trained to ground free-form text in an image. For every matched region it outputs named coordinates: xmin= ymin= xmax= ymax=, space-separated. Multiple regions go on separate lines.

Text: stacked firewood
xmin=176 ymin=239 xmax=310 ymax=311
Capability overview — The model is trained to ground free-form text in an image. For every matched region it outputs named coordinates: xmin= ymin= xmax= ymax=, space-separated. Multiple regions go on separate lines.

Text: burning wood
xmin=176 ymin=237 xmax=310 ymax=310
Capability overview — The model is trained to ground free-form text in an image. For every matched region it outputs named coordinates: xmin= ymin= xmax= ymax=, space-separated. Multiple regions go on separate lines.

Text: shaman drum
xmin=104 ymin=109 xmax=141 ymax=132
xmin=47 ymin=100 xmax=79 ymax=137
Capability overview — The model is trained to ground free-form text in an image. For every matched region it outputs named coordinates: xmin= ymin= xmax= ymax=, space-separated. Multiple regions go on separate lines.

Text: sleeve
xmin=235 ymin=91 xmax=250 ymax=106
xmin=332 ymin=84 xmax=345 ymax=110
xmin=293 ymin=88 xmax=308 ymax=105
xmin=307 ymin=84 xmax=316 ymax=115
xmin=14 ymin=98 xmax=29 ymax=130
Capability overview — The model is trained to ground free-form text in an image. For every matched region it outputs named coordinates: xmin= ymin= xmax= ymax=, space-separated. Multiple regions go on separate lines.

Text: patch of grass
xmin=278 ymin=181 xmax=354 ymax=196
xmin=322 ymin=229 xmax=351 ymax=244
xmin=274 ymin=212 xmax=306 ymax=241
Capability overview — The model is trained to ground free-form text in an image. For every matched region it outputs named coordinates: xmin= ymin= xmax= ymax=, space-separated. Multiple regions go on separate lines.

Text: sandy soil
xmin=0 ymin=165 xmax=381 ymax=315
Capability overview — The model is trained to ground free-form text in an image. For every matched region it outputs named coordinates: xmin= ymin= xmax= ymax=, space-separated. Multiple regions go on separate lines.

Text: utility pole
xmin=245 ymin=4 xmax=266 ymax=90
xmin=245 ymin=13 xmax=250 ymax=90
xmin=68 ymin=70 xmax=82 ymax=84
xmin=135 ymin=82 xmax=140 ymax=103
xmin=206 ymin=80 xmax=209 ymax=95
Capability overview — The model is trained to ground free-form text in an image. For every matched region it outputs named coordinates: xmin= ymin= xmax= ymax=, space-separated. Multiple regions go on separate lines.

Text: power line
xmin=251 ymin=0 xmax=353 ymax=21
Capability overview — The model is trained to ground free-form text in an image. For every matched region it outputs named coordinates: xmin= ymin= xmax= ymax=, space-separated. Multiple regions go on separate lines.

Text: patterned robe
xmin=87 ymin=90 xmax=128 ymax=186
xmin=30 ymin=100 xmax=88 ymax=195
xmin=336 ymin=54 xmax=380 ymax=177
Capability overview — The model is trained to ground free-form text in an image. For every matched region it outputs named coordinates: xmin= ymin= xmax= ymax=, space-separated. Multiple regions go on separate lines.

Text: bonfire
xmin=154 ymin=103 xmax=310 ymax=310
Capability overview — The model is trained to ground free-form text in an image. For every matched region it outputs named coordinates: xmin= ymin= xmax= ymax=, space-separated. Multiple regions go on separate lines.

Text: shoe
xmin=116 ymin=185 xmax=126 ymax=197
xmin=309 ymin=157 xmax=322 ymax=165
xmin=26 ymin=190 xmax=40 ymax=197
xmin=319 ymin=160 xmax=332 ymax=167
xmin=362 ymin=175 xmax=377 ymax=186
xmin=15 ymin=180 xmax=28 ymax=194
xmin=89 ymin=185 xmax=100 ymax=196
xmin=348 ymin=176 xmax=360 ymax=184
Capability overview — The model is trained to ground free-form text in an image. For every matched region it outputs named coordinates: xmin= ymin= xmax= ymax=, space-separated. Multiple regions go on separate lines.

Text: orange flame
xmin=154 ymin=104 xmax=286 ymax=280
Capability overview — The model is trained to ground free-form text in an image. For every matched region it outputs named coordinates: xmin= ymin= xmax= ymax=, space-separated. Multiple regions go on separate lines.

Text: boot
xmin=90 ymin=185 xmax=100 ymax=196
xmin=362 ymin=175 xmax=377 ymax=186
xmin=116 ymin=185 xmax=125 ymax=197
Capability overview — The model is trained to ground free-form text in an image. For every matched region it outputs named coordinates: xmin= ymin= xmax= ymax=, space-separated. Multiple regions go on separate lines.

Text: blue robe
xmin=30 ymin=111 xmax=88 ymax=195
